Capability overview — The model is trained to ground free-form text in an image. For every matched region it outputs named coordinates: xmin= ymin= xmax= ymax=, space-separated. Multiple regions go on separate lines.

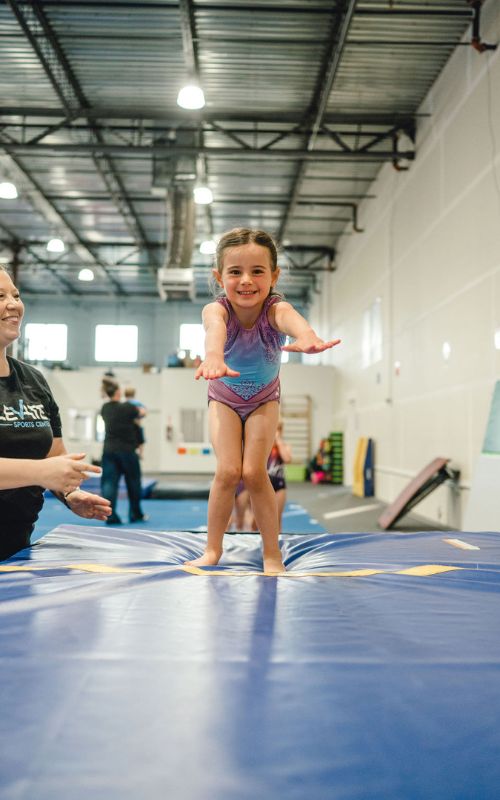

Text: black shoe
xmin=106 ymin=515 xmax=123 ymax=525
xmin=129 ymin=514 xmax=149 ymax=523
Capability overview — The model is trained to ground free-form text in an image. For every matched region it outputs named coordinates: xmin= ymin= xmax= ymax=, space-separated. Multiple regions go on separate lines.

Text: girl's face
xmin=213 ymin=242 xmax=280 ymax=310
xmin=0 ymin=271 xmax=24 ymax=349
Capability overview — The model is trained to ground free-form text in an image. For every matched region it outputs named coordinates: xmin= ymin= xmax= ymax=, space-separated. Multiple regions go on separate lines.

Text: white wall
xmin=310 ymin=0 xmax=500 ymax=528
xmin=44 ymin=363 xmax=336 ymax=475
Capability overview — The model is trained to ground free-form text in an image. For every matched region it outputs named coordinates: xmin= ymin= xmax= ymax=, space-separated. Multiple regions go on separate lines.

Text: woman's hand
xmin=64 ymin=489 xmax=112 ymax=521
xmin=36 ymin=453 xmax=101 ymax=495
xmin=195 ymin=355 xmax=240 ymax=381
xmin=282 ymin=333 xmax=341 ymax=354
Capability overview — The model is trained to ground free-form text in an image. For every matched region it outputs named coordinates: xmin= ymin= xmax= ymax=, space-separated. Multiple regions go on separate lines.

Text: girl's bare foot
xmin=263 ymin=552 xmax=286 ymax=574
xmin=185 ymin=548 xmax=222 ymax=567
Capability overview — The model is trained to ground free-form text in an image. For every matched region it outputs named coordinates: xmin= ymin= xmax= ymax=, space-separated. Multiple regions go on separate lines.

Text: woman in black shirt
xmin=0 ymin=265 xmax=111 ymax=560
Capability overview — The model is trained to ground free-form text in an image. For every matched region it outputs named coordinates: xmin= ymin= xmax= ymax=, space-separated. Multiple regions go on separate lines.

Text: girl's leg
xmin=185 ymin=401 xmax=243 ymax=566
xmin=242 ymin=401 xmax=284 ymax=572
xmin=276 ymin=488 xmax=287 ymax=532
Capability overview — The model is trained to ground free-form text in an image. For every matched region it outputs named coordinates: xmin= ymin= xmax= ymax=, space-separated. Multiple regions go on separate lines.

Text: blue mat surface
xmin=1 ymin=527 xmax=499 ymax=799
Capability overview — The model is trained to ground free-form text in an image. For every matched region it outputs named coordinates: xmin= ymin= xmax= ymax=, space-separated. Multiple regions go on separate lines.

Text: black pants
xmin=101 ymin=451 xmax=144 ymax=521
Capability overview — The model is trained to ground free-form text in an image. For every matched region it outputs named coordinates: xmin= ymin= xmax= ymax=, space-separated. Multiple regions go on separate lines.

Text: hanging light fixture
xmin=177 ymin=84 xmax=205 ymax=110
xmin=194 ymin=186 xmax=213 ymax=205
xmin=47 ymin=238 xmax=65 ymax=253
xmin=0 ymin=181 xmax=18 ymax=199
xmin=78 ymin=268 xmax=94 ymax=282
xmin=199 ymin=239 xmax=217 ymax=255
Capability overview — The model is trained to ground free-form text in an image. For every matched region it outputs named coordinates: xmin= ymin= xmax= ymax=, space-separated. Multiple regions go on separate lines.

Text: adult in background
xmin=100 ymin=378 xmax=147 ymax=525
xmin=0 ymin=265 xmax=111 ymax=561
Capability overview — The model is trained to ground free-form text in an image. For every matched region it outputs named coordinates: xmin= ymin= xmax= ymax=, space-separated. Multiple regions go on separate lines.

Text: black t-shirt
xmin=0 ymin=357 xmax=62 ymax=553
xmin=101 ymin=401 xmax=140 ymax=453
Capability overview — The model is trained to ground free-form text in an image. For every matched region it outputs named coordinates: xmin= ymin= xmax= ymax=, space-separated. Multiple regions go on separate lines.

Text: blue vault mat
xmin=1 ymin=527 xmax=500 ymax=800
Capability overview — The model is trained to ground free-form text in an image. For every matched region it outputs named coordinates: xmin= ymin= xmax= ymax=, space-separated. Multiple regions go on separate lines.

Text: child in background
xmin=187 ymin=227 xmax=340 ymax=573
xmin=233 ymin=421 xmax=292 ymax=533
xmin=124 ymin=386 xmax=147 ymax=459
xmin=266 ymin=420 xmax=292 ymax=532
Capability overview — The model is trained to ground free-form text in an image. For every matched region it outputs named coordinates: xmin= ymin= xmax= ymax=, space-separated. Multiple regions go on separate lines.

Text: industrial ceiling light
xmin=47 ymin=237 xmax=65 ymax=253
xmin=199 ymin=239 xmax=216 ymax=255
xmin=78 ymin=267 xmax=94 ymax=282
xmin=0 ymin=181 xmax=18 ymax=199
xmin=177 ymin=84 xmax=205 ymax=110
xmin=194 ymin=186 xmax=213 ymax=205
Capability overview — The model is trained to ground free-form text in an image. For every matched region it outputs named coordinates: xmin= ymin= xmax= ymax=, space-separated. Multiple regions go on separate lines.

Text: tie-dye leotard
xmin=207 ymin=294 xmax=286 ymax=421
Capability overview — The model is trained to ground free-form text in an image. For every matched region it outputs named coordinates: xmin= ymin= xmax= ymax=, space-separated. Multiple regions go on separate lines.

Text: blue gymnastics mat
xmin=1 ymin=527 xmax=500 ymax=800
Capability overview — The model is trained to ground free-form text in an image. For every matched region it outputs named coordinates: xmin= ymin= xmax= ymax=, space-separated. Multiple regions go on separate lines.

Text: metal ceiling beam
xmin=0 ymin=121 xmax=419 ymax=139
xmin=5 ymin=0 xmax=157 ymax=271
xmin=0 ymin=219 xmax=81 ymax=295
xmin=0 ymin=107 xmax=420 ymax=127
xmin=36 ymin=1 xmax=467 ymax=15
xmin=277 ymin=0 xmax=358 ymax=243
xmin=0 ymin=142 xmax=414 ymax=161
xmin=0 ymin=139 xmax=126 ymax=295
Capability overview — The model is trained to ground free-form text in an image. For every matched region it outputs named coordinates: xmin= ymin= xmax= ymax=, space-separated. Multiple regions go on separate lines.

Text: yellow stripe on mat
xmin=0 ymin=563 xmax=146 ymax=574
xmin=443 ymin=538 xmax=480 ymax=551
xmin=0 ymin=563 xmax=463 ymax=578
xmin=182 ymin=564 xmax=463 ymax=578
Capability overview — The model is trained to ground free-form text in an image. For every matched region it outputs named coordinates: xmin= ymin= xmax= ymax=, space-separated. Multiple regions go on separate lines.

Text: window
xmin=24 ymin=323 xmax=67 ymax=362
xmin=179 ymin=323 xmax=205 ymax=358
xmin=95 ymin=324 xmax=138 ymax=363
xmin=362 ymin=298 xmax=382 ymax=367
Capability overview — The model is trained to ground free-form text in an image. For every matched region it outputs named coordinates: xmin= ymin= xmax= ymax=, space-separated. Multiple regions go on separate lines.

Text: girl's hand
xmin=195 ymin=356 xmax=240 ymax=381
xmin=64 ymin=489 xmax=112 ymax=521
xmin=282 ymin=334 xmax=341 ymax=354
xmin=37 ymin=453 xmax=101 ymax=495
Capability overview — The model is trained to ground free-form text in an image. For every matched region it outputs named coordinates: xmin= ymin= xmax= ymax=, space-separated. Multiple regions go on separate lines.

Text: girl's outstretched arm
xmin=194 ymin=302 xmax=241 ymax=380
xmin=271 ymin=301 xmax=341 ymax=354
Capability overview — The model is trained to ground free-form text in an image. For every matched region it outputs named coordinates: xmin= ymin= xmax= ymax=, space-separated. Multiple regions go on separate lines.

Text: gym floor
xmin=149 ymin=473 xmax=450 ymax=535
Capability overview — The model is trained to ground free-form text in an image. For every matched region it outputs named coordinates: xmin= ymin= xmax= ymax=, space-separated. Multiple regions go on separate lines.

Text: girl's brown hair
xmin=215 ymin=228 xmax=278 ymax=273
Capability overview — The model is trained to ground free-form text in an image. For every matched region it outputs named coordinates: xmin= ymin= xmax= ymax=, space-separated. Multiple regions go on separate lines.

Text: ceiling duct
xmin=153 ymin=130 xmax=197 ymax=301
xmin=157 ymin=266 xmax=195 ymax=302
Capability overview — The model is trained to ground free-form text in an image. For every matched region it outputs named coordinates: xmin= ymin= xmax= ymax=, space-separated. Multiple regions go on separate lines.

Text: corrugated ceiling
xmin=0 ymin=0 xmax=485 ymax=302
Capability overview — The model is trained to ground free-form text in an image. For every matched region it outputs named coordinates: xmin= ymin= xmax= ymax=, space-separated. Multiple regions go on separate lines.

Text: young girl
xmin=189 ymin=228 xmax=340 ymax=573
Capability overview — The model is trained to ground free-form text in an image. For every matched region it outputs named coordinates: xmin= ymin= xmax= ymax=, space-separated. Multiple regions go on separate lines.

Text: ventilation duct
xmin=153 ymin=131 xmax=197 ymax=301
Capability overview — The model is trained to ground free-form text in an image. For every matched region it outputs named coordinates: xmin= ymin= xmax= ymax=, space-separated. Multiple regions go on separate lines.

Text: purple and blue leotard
xmin=207 ymin=294 xmax=286 ymax=421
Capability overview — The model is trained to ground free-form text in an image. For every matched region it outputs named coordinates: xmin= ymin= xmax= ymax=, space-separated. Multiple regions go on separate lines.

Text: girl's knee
xmin=215 ymin=463 xmax=241 ymax=488
xmin=241 ymin=465 xmax=267 ymax=491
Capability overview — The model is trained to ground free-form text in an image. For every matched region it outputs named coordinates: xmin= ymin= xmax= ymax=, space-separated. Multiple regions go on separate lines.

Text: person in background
xmin=265 ymin=420 xmax=292 ymax=532
xmin=0 ymin=264 xmax=111 ymax=561
xmin=188 ymin=227 xmax=340 ymax=573
xmin=231 ymin=480 xmax=252 ymax=531
xmin=100 ymin=378 xmax=147 ymax=525
xmin=124 ymin=386 xmax=146 ymax=459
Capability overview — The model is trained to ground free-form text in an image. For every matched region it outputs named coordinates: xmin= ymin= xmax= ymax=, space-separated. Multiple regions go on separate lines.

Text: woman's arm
xmin=194 ymin=302 xmax=241 ymax=380
xmin=271 ymin=301 xmax=341 ymax=354
xmin=47 ymin=438 xmax=111 ymax=520
xmin=0 ymin=440 xmax=100 ymax=494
